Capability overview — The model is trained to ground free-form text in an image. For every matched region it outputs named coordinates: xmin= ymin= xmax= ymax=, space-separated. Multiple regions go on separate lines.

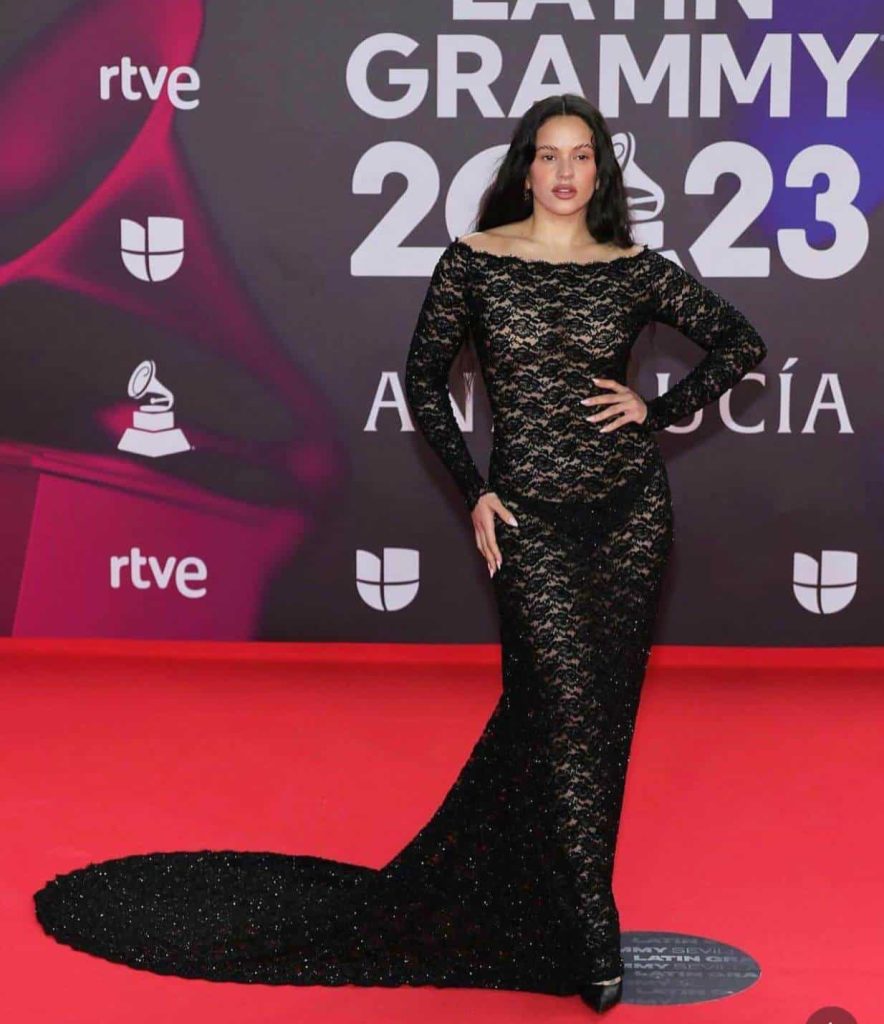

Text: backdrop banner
xmin=0 ymin=0 xmax=878 ymax=642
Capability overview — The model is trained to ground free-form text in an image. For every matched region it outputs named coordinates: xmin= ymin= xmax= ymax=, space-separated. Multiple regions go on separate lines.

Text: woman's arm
xmin=405 ymin=240 xmax=492 ymax=511
xmin=641 ymin=254 xmax=768 ymax=432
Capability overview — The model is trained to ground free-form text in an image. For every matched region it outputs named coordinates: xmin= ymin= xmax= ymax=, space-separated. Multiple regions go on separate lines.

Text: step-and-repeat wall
xmin=0 ymin=0 xmax=878 ymax=642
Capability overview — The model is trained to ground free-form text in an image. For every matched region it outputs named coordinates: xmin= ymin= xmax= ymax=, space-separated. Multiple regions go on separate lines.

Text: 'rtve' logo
xmin=99 ymin=57 xmax=200 ymax=110
xmin=110 ymin=548 xmax=208 ymax=599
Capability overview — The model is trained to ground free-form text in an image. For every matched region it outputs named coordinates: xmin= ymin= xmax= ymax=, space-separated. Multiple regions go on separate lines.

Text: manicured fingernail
xmin=488 ymin=565 xmax=494 ymax=577
xmin=509 ymin=517 xmax=518 ymax=526
xmin=496 ymin=558 xmax=502 ymax=570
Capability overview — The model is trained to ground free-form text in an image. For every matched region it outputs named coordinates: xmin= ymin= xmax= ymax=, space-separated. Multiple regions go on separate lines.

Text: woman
xmin=33 ymin=95 xmax=766 ymax=1015
xmin=402 ymin=93 xmax=767 ymax=1010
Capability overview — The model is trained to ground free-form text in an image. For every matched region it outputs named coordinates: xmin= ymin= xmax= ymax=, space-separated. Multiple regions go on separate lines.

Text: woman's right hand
xmin=471 ymin=492 xmax=518 ymax=577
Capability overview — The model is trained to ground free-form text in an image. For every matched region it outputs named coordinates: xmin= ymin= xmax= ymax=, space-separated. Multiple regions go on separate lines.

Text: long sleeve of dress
xmin=641 ymin=255 xmax=768 ymax=432
xmin=405 ymin=241 xmax=492 ymax=511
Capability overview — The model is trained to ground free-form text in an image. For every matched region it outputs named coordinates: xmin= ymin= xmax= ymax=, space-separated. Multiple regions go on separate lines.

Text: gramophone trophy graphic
xmin=611 ymin=130 xmax=668 ymax=256
xmin=117 ymin=359 xmax=192 ymax=457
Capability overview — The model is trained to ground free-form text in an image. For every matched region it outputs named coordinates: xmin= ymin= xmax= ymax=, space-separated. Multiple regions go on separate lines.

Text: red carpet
xmin=4 ymin=639 xmax=881 ymax=1023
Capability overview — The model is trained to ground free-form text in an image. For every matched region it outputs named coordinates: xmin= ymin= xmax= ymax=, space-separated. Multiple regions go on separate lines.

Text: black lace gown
xmin=32 ymin=238 xmax=766 ymax=994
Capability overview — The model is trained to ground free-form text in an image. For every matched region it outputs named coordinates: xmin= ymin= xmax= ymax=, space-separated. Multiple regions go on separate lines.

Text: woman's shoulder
xmin=455 ymin=230 xmax=522 ymax=257
xmin=456 ymin=225 xmax=555 ymax=259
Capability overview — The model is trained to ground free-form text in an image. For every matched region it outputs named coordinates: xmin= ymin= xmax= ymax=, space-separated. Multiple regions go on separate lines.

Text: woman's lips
xmin=552 ymin=187 xmax=576 ymax=198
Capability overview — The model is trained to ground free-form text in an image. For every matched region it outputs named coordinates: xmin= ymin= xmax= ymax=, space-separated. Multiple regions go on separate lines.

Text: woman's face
xmin=525 ymin=115 xmax=598 ymax=213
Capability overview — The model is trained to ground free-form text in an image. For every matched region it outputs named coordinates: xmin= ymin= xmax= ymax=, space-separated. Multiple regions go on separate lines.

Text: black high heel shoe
xmin=579 ymin=976 xmax=623 ymax=1013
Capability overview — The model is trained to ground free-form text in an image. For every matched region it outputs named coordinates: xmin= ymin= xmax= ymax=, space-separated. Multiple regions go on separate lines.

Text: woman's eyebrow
xmin=535 ymin=142 xmax=594 ymax=151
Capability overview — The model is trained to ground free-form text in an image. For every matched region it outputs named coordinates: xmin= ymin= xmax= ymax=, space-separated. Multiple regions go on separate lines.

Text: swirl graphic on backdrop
xmin=0 ymin=0 xmax=346 ymax=637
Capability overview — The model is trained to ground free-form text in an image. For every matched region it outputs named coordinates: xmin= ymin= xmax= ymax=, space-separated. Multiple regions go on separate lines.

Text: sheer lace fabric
xmin=33 ymin=238 xmax=766 ymax=994
xmin=405 ymin=238 xmax=767 ymax=511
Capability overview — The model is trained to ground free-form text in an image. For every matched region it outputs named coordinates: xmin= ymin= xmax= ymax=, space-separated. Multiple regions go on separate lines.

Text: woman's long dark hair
xmin=451 ymin=94 xmax=637 ymax=386
xmin=475 ymin=93 xmax=634 ymax=244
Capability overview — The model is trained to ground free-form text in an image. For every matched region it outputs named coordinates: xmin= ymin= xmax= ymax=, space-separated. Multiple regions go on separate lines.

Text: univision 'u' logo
xmin=793 ymin=550 xmax=858 ymax=614
xmin=356 ymin=548 xmax=420 ymax=611
xmin=121 ymin=216 xmax=184 ymax=282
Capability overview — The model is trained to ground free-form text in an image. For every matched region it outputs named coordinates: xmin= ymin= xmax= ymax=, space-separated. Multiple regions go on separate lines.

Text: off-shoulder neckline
xmin=451 ymin=236 xmax=650 ymax=270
